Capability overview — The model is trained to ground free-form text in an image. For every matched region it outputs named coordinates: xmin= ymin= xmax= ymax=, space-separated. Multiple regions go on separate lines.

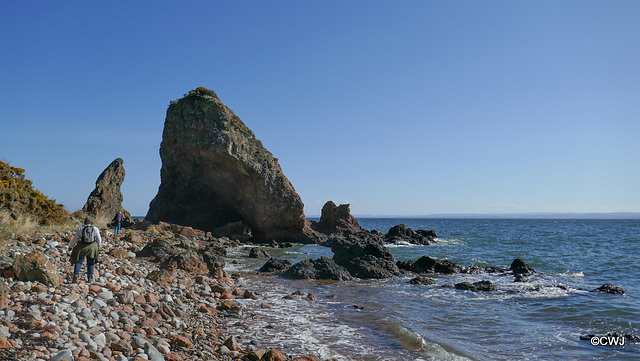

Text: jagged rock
xmin=330 ymin=232 xmax=400 ymax=279
xmin=82 ymin=158 xmax=133 ymax=225
xmin=385 ymin=224 xmax=437 ymax=245
xmin=397 ymin=256 xmax=464 ymax=274
xmin=510 ymin=258 xmax=535 ymax=276
xmin=12 ymin=251 xmax=63 ymax=286
xmin=592 ymin=283 xmax=626 ymax=295
xmin=282 ymin=257 xmax=353 ymax=281
xmin=455 ymin=280 xmax=497 ymax=292
xmin=259 ymin=258 xmax=293 ymax=274
xmin=146 ymin=87 xmax=310 ymax=241
xmin=317 ymin=201 xmax=364 ymax=234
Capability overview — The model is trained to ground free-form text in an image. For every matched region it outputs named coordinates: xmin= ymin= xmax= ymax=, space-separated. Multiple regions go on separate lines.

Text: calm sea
xmin=226 ymin=219 xmax=640 ymax=360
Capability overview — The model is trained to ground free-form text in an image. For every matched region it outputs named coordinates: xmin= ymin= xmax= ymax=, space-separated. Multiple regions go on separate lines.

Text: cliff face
xmin=82 ymin=158 xmax=132 ymax=224
xmin=146 ymin=87 xmax=307 ymax=241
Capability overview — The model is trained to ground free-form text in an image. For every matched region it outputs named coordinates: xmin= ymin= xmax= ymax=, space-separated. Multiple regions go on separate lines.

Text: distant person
xmin=68 ymin=216 xmax=102 ymax=283
xmin=112 ymin=211 xmax=123 ymax=236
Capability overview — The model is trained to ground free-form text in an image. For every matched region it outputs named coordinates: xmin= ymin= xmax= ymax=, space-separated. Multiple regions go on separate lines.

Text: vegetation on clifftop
xmin=0 ymin=161 xmax=71 ymax=231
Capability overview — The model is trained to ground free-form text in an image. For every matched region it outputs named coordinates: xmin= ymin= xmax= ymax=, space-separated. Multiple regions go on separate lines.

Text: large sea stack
xmin=146 ymin=87 xmax=308 ymax=241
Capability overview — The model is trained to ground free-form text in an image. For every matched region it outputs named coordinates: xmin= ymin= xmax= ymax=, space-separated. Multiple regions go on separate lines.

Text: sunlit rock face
xmin=146 ymin=87 xmax=308 ymax=241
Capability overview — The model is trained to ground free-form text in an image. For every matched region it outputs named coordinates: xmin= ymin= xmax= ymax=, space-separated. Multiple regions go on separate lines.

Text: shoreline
xmin=0 ymin=226 xmax=326 ymax=361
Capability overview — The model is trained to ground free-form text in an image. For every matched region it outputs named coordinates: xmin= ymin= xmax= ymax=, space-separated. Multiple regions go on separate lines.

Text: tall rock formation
xmin=146 ymin=87 xmax=308 ymax=241
xmin=82 ymin=158 xmax=132 ymax=224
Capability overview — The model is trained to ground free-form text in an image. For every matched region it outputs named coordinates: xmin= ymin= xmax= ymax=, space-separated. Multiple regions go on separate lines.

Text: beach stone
xmin=170 ymin=335 xmax=192 ymax=348
xmin=223 ymin=336 xmax=240 ymax=351
xmin=111 ymin=339 xmax=133 ymax=356
xmin=264 ymin=348 xmax=287 ymax=361
xmin=49 ymin=350 xmax=74 ymax=361
xmin=12 ymin=251 xmax=63 ymax=286
xmin=91 ymin=298 xmax=108 ymax=308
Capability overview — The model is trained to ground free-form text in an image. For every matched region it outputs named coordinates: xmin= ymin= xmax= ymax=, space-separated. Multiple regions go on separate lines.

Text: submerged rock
xmin=591 ymin=283 xmax=626 ymax=295
xmin=455 ymin=280 xmax=497 ymax=292
xmin=146 ymin=87 xmax=310 ymax=241
xmin=397 ymin=256 xmax=464 ymax=274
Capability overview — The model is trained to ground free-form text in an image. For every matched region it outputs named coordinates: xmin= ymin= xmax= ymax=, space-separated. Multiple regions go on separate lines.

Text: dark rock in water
xmin=385 ymin=224 xmax=437 ymax=245
xmin=318 ymin=201 xmax=364 ymax=234
xmin=82 ymin=158 xmax=134 ymax=226
xmin=408 ymin=277 xmax=436 ymax=285
xmin=592 ymin=283 xmax=626 ymax=295
xmin=455 ymin=280 xmax=497 ymax=292
xmin=259 ymin=258 xmax=292 ymax=274
xmin=282 ymin=256 xmax=353 ymax=281
xmin=330 ymin=232 xmax=400 ymax=279
xmin=248 ymin=247 xmax=270 ymax=258
xmin=146 ymin=87 xmax=310 ymax=242
xmin=510 ymin=258 xmax=535 ymax=276
xmin=398 ymin=256 xmax=464 ymax=274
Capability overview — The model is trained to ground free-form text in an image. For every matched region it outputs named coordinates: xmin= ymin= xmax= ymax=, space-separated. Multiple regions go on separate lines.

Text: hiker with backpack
xmin=68 ymin=216 xmax=102 ymax=283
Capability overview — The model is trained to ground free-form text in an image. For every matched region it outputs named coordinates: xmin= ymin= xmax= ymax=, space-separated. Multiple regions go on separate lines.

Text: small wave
xmin=557 ymin=271 xmax=585 ymax=277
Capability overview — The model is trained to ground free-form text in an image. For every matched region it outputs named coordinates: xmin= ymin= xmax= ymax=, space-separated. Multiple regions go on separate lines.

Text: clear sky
xmin=1 ymin=1 xmax=638 ymax=217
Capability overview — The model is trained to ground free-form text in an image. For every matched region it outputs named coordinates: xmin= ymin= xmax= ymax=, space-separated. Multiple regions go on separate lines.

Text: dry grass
xmin=0 ymin=210 xmax=80 ymax=242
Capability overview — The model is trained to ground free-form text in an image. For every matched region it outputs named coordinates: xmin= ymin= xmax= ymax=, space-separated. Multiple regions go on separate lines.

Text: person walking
xmin=112 ymin=211 xmax=123 ymax=236
xmin=68 ymin=216 xmax=102 ymax=283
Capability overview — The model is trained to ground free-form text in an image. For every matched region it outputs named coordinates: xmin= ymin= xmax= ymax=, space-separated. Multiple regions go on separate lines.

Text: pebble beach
xmin=0 ymin=225 xmax=320 ymax=361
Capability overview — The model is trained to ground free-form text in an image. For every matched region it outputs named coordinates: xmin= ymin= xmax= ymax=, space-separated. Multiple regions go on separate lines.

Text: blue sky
xmin=1 ymin=1 xmax=638 ymax=217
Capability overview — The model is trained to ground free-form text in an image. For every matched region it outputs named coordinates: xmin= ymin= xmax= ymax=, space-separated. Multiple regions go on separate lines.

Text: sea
xmin=225 ymin=218 xmax=640 ymax=361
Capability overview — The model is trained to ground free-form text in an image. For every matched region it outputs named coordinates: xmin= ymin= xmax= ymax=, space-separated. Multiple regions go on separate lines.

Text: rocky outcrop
xmin=82 ymin=158 xmax=133 ymax=225
xmin=329 ymin=232 xmax=400 ymax=279
xmin=282 ymin=256 xmax=353 ymax=281
xmin=146 ymin=87 xmax=309 ymax=241
xmin=317 ymin=201 xmax=364 ymax=234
